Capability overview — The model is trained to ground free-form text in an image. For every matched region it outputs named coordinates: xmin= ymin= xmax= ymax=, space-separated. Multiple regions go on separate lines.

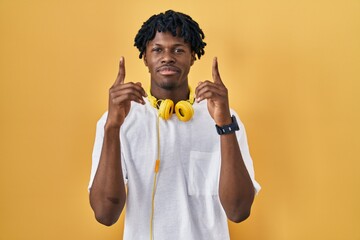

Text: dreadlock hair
xmin=134 ymin=10 xmax=206 ymax=60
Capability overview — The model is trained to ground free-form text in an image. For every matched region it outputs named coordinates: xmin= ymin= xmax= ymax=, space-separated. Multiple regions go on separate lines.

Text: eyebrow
xmin=150 ymin=43 xmax=186 ymax=47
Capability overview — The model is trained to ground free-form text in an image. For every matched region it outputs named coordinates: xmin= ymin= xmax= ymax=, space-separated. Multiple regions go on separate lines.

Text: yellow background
xmin=1 ymin=0 xmax=359 ymax=239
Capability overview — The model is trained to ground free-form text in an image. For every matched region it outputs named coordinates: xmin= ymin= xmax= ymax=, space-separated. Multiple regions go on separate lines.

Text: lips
xmin=157 ymin=65 xmax=180 ymax=75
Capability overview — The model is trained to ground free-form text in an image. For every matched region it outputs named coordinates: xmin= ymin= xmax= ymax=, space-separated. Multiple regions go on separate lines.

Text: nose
xmin=161 ymin=50 xmax=175 ymax=64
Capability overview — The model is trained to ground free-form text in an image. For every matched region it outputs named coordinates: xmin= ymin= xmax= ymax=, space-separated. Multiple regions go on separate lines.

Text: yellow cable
xmin=150 ymin=117 xmax=161 ymax=240
xmin=150 ymin=171 xmax=158 ymax=240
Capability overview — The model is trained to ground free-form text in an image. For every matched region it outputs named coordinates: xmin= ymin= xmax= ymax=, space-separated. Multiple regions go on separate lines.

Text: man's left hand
xmin=195 ymin=57 xmax=232 ymax=126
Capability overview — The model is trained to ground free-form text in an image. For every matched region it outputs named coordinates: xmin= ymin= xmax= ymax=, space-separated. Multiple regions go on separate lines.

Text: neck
xmin=150 ymin=83 xmax=190 ymax=105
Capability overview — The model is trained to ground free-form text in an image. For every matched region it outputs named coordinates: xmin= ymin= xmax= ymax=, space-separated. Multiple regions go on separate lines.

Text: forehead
xmin=147 ymin=31 xmax=189 ymax=46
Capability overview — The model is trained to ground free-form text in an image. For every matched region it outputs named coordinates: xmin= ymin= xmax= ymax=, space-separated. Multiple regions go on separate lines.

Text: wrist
xmin=104 ymin=121 xmax=122 ymax=132
xmin=105 ymin=113 xmax=125 ymax=130
xmin=215 ymin=114 xmax=232 ymax=126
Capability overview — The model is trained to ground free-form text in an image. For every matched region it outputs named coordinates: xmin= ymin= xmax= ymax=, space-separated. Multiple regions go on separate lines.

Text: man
xmin=89 ymin=10 xmax=260 ymax=240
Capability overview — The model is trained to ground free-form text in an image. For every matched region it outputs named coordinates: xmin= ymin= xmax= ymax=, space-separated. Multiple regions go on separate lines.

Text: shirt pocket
xmin=188 ymin=151 xmax=221 ymax=196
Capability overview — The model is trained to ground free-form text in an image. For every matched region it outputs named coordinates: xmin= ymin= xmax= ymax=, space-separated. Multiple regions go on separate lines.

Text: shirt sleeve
xmin=88 ymin=112 xmax=128 ymax=191
xmin=232 ymin=110 xmax=261 ymax=194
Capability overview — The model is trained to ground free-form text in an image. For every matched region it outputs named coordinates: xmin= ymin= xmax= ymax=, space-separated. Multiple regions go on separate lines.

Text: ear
xmin=190 ymin=52 xmax=196 ymax=66
xmin=143 ymin=54 xmax=148 ymax=67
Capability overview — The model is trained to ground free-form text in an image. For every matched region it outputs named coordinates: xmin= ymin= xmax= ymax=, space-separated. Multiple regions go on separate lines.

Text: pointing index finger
xmin=114 ymin=56 xmax=126 ymax=85
xmin=212 ymin=57 xmax=222 ymax=84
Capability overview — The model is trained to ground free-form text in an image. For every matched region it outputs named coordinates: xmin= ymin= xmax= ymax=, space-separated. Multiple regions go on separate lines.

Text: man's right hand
xmin=106 ymin=57 xmax=147 ymax=129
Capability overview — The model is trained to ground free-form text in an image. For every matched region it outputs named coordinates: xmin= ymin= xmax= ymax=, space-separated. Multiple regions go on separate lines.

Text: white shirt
xmin=89 ymin=99 xmax=260 ymax=240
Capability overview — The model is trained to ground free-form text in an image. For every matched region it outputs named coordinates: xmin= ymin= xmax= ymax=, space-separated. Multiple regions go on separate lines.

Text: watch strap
xmin=215 ymin=115 xmax=240 ymax=135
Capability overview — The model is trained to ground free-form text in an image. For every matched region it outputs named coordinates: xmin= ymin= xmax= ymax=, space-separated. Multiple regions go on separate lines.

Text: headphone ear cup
xmin=158 ymin=99 xmax=174 ymax=120
xmin=175 ymin=101 xmax=194 ymax=122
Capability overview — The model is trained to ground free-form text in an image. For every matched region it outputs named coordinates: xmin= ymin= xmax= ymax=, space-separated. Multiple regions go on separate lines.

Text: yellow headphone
xmin=147 ymin=87 xmax=195 ymax=122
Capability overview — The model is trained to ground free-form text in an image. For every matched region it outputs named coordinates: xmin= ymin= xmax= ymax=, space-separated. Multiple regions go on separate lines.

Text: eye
xmin=152 ymin=47 xmax=162 ymax=53
xmin=174 ymin=48 xmax=185 ymax=53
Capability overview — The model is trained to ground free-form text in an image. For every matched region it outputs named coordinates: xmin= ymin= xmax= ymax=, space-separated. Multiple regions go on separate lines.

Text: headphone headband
xmin=147 ymin=86 xmax=195 ymax=108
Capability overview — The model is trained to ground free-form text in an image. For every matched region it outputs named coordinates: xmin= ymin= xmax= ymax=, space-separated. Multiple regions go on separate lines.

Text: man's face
xmin=144 ymin=31 xmax=194 ymax=91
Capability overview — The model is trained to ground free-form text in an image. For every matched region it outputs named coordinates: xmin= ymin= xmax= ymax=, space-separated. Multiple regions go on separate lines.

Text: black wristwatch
xmin=215 ymin=115 xmax=240 ymax=135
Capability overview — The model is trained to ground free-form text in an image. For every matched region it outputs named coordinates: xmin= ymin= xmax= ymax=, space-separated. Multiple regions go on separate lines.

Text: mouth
xmin=157 ymin=65 xmax=180 ymax=76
